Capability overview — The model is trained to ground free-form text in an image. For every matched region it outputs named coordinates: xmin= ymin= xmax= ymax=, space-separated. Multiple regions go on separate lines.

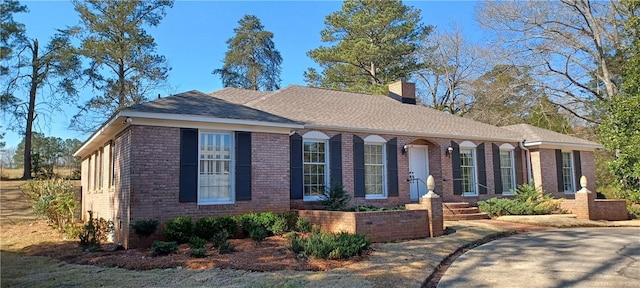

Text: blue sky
xmin=3 ymin=0 xmax=479 ymax=148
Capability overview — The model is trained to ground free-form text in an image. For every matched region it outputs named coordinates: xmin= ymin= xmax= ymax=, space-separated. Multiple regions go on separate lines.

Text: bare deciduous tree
xmin=413 ymin=25 xmax=484 ymax=115
xmin=477 ymin=0 xmax=628 ymax=123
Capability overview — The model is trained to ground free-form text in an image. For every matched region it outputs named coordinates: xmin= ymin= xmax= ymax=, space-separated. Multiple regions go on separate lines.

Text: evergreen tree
xmin=599 ymin=0 xmax=640 ymax=203
xmin=1 ymin=1 xmax=81 ymax=179
xmin=305 ymin=0 xmax=432 ymax=95
xmin=0 ymin=0 xmax=27 ymax=75
xmin=69 ymin=0 xmax=173 ymax=132
xmin=213 ymin=15 xmax=282 ymax=91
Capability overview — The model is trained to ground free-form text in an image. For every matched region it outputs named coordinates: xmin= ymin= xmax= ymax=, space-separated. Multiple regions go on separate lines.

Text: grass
xmin=1 ymin=168 xmax=77 ymax=180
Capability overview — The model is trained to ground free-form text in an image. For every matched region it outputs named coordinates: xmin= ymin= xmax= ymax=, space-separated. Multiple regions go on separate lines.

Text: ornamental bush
xmin=21 ymin=178 xmax=79 ymax=236
xmin=319 ymin=182 xmax=351 ymax=211
xmin=194 ymin=216 xmax=237 ymax=240
xmin=289 ymin=230 xmax=370 ymax=259
xmin=151 ymin=241 xmax=178 ymax=256
xmin=478 ymin=184 xmax=563 ymax=217
xmin=164 ymin=216 xmax=193 ymax=243
xmin=131 ymin=219 xmax=159 ymax=237
xmin=78 ymin=210 xmax=114 ymax=250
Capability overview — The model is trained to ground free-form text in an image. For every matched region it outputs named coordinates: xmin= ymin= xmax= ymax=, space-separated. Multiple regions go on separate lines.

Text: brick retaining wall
xmin=297 ymin=209 xmax=429 ymax=242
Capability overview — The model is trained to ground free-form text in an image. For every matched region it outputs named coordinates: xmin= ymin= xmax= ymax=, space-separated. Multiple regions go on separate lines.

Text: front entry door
xmin=409 ymin=145 xmax=429 ymax=201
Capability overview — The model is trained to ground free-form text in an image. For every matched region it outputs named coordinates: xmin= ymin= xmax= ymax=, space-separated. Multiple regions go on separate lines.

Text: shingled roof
xmin=502 ymin=124 xmax=602 ymax=149
xmin=125 ymin=90 xmax=299 ymax=125
xmin=214 ymin=85 xmax=523 ymax=142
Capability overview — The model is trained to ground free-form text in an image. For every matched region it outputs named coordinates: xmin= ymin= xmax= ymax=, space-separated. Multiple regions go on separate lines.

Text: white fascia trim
xmin=303 ymin=124 xmax=523 ymax=143
xmin=120 ymin=110 xmax=304 ymax=129
xmin=524 ymin=141 xmax=603 ymax=150
xmin=73 ymin=115 xmax=120 ymax=157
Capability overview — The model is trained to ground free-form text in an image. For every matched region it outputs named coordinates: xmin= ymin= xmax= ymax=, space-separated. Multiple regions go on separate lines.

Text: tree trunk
xmin=23 ymin=39 xmax=39 ymax=180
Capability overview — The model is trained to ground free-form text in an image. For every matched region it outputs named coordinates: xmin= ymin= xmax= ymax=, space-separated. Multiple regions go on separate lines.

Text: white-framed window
xmin=198 ymin=131 xmax=234 ymax=204
xmin=460 ymin=141 xmax=477 ymax=195
xmin=302 ymin=131 xmax=329 ymax=200
xmin=499 ymin=144 xmax=516 ymax=194
xmin=364 ymin=135 xmax=386 ymax=199
xmin=562 ymin=151 xmax=575 ymax=193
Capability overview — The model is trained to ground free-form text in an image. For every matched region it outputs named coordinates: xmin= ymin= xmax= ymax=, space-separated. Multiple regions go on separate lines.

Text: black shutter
xmin=555 ymin=149 xmax=564 ymax=192
xmin=179 ymin=128 xmax=198 ymax=203
xmin=387 ymin=138 xmax=399 ymax=197
xmin=477 ymin=143 xmax=487 ymax=194
xmin=514 ymin=146 xmax=524 ymax=185
xmin=290 ymin=133 xmax=303 ymax=199
xmin=573 ymin=150 xmax=582 ymax=190
xmin=353 ymin=135 xmax=365 ymax=197
xmin=330 ymin=134 xmax=342 ymax=185
xmin=492 ymin=144 xmax=503 ymax=194
xmin=451 ymin=141 xmax=462 ymax=195
xmin=235 ymin=132 xmax=252 ymax=201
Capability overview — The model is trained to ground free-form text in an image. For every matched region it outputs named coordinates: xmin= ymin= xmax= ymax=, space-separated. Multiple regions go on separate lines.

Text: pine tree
xmin=213 ymin=15 xmax=282 ymax=91
xmin=305 ymin=0 xmax=432 ymax=95
xmin=69 ymin=0 xmax=173 ymax=132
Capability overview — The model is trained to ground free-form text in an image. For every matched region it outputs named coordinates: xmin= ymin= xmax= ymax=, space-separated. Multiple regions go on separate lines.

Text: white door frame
xmin=408 ymin=145 xmax=429 ymax=201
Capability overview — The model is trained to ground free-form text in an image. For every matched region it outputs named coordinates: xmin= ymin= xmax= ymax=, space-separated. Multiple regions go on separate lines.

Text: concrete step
xmin=443 ymin=202 xmax=470 ymax=209
xmin=443 ymin=207 xmax=480 ymax=215
xmin=444 ymin=213 xmax=491 ymax=221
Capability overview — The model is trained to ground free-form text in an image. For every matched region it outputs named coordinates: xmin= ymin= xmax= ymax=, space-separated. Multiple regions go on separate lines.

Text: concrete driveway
xmin=438 ymin=228 xmax=640 ymax=288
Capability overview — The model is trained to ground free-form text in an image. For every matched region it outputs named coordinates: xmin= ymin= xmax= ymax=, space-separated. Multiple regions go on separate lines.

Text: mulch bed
xmin=21 ymin=227 xmax=369 ymax=271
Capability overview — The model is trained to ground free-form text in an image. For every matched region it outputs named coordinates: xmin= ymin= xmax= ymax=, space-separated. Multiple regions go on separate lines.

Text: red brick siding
xmin=290 ymin=129 xmax=523 ymax=206
xmin=297 ymin=209 xmax=429 ymax=242
xmin=125 ymin=126 xmax=290 ymax=248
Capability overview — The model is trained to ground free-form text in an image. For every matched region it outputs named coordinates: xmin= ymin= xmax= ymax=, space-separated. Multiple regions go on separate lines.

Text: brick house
xmin=74 ymin=81 xmax=601 ymax=247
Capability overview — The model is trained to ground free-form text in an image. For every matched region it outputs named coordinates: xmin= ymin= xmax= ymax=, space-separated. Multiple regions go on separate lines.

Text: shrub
xmin=628 ymin=205 xmax=640 ymax=219
xmin=295 ymin=217 xmax=311 ymax=233
xmin=79 ymin=210 xmax=114 ymax=250
xmin=194 ymin=216 xmax=238 ymax=240
xmin=189 ymin=236 xmax=206 ymax=249
xmin=21 ymin=178 xmax=79 ymax=234
xmin=164 ymin=216 xmax=193 ymax=243
xmin=236 ymin=212 xmax=289 ymax=240
xmin=218 ymin=241 xmax=235 ymax=254
xmin=190 ymin=247 xmax=207 ymax=258
xmin=249 ymin=226 xmax=269 ymax=242
xmin=478 ymin=184 xmax=562 ymax=217
xmin=152 ymin=241 xmax=178 ymax=256
xmin=131 ymin=219 xmax=159 ymax=237
xmin=278 ymin=211 xmax=299 ymax=232
xmin=349 ymin=205 xmax=406 ymax=212
xmin=210 ymin=230 xmax=230 ymax=247
xmin=319 ymin=182 xmax=351 ymax=211
xmin=270 ymin=216 xmax=288 ymax=236
xmin=289 ymin=230 xmax=370 ymax=260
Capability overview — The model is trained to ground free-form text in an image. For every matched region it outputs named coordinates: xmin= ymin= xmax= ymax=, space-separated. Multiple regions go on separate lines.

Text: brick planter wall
xmin=561 ymin=198 xmax=628 ymax=221
xmin=297 ymin=209 xmax=429 ymax=242
xmin=593 ymin=200 xmax=628 ymax=221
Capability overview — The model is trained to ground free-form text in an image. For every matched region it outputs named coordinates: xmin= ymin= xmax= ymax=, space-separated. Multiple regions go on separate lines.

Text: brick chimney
xmin=388 ymin=80 xmax=416 ymax=104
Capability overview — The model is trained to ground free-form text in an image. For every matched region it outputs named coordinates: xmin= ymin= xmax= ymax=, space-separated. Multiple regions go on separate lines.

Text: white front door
xmin=408 ymin=145 xmax=429 ymax=201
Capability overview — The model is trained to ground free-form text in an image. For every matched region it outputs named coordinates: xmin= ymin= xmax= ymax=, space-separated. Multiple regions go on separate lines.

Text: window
xmin=303 ymin=131 xmax=329 ymax=200
xmin=500 ymin=151 xmax=515 ymax=193
xmin=499 ymin=144 xmax=516 ymax=194
xmin=562 ymin=152 xmax=575 ymax=193
xmin=199 ymin=132 xmax=234 ymax=204
xmin=459 ymin=141 xmax=477 ymax=195
xmin=109 ymin=142 xmax=115 ymax=187
xmin=364 ymin=135 xmax=386 ymax=198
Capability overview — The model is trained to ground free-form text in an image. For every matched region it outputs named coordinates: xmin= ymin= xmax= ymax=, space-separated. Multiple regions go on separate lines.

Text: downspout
xmin=519 ymin=140 xmax=532 ymax=184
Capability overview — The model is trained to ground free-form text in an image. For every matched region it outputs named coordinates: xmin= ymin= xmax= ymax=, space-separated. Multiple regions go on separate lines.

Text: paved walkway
xmin=438 ymin=227 xmax=640 ymax=288
xmin=470 ymin=219 xmax=554 ymax=232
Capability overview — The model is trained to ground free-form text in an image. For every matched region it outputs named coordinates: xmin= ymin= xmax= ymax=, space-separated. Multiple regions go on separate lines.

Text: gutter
xmin=519 ymin=140 xmax=532 ymax=184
